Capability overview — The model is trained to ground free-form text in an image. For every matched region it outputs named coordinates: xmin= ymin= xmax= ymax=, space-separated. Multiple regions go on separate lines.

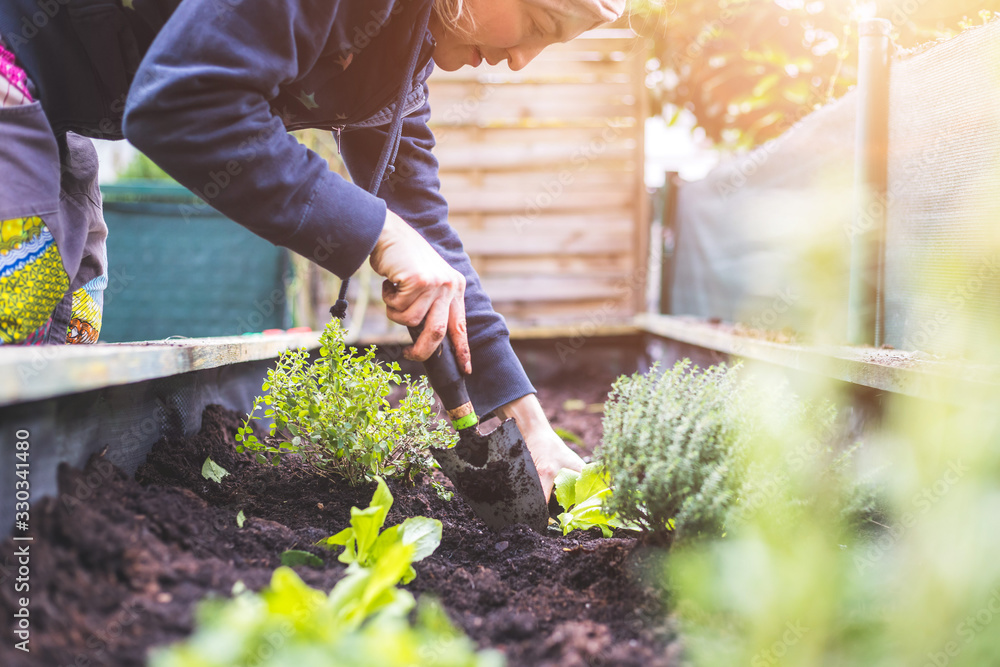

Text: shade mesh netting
xmin=883 ymin=20 xmax=1000 ymax=355
xmin=670 ymin=19 xmax=1000 ymax=354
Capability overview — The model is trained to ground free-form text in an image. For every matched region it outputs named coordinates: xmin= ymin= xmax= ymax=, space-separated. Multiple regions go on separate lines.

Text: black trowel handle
xmin=407 ymin=324 xmax=479 ymax=431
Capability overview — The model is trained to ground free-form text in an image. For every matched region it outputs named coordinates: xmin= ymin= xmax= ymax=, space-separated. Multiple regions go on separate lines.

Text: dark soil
xmin=1 ymin=397 xmax=677 ymax=667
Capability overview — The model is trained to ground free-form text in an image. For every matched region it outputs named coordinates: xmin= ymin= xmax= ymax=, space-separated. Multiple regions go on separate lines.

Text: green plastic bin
xmin=100 ymin=181 xmax=291 ymax=342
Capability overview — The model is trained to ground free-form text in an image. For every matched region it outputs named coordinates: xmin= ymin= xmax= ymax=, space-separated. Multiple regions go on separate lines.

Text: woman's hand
xmin=369 ymin=210 xmax=472 ymax=373
xmin=496 ymin=393 xmax=586 ymax=501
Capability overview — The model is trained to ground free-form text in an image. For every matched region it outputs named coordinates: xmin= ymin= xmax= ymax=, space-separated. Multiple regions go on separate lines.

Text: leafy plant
xmin=200 ymin=456 xmax=229 ymax=483
xmin=280 ymin=549 xmax=324 ymax=568
xmin=599 ymin=360 xmax=745 ymax=541
xmin=319 ymin=476 xmax=442 ymax=585
xmin=149 ymin=559 xmax=503 ymax=667
xmin=236 ymin=319 xmax=457 ymax=490
xmin=553 ymin=463 xmax=638 ymax=537
xmin=598 ymin=360 xmax=872 ymax=543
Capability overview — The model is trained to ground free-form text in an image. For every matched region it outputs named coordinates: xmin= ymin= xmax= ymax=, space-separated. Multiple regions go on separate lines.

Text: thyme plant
xmin=599 ymin=360 xmax=872 ymax=543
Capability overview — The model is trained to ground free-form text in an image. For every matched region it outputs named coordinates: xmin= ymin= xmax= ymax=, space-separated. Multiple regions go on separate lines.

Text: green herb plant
xmin=599 ymin=360 xmax=872 ymax=544
xmin=553 ymin=463 xmax=638 ymax=537
xmin=319 ymin=476 xmax=442 ymax=585
xmin=236 ymin=320 xmax=456 ymax=492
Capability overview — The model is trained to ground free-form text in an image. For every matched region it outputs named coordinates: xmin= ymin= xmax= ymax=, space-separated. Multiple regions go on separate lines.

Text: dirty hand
xmin=370 ymin=210 xmax=471 ymax=373
xmin=496 ymin=393 xmax=585 ymax=501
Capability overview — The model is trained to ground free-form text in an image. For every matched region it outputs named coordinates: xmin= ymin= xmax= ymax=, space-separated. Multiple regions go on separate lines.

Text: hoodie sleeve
xmin=122 ymin=0 xmax=386 ymax=279
xmin=339 ymin=83 xmax=536 ymax=416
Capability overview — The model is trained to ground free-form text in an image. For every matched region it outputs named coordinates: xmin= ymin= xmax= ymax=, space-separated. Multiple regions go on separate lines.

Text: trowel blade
xmin=431 ymin=418 xmax=549 ymax=533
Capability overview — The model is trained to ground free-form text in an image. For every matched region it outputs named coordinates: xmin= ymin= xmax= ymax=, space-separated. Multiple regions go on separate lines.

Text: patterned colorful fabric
xmin=0 ymin=40 xmax=33 ymax=107
xmin=0 ymin=217 xmax=69 ymax=344
xmin=67 ymin=275 xmax=106 ymax=344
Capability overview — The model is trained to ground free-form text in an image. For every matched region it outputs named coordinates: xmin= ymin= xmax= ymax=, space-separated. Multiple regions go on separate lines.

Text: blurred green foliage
xmin=117 ymin=151 xmax=175 ymax=181
xmin=628 ymin=0 xmax=1000 ymax=148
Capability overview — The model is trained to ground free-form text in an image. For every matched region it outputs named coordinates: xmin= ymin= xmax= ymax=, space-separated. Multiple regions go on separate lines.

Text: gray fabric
xmin=0 ymin=101 xmax=61 ymax=222
xmin=670 ymin=93 xmax=857 ymax=331
xmin=58 ymin=132 xmax=108 ymax=295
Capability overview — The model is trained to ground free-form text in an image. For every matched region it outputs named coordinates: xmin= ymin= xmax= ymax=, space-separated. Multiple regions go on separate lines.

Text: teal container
xmin=100 ymin=181 xmax=291 ymax=342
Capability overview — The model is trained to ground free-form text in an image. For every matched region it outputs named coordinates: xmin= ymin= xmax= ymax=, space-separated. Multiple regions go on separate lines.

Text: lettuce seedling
xmin=319 ymin=476 xmax=442 ymax=584
xmin=150 ymin=562 xmax=503 ymax=667
xmin=554 ymin=463 xmax=638 ymax=537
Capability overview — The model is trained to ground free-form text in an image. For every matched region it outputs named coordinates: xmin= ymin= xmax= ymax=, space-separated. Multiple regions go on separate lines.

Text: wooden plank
xmin=476 ymin=254 xmax=633 ymax=276
xmin=448 ymin=212 xmax=636 ymax=230
xmin=460 ymin=226 xmax=632 ymax=256
xmin=498 ymin=298 xmax=635 ymax=326
xmin=432 ymin=124 xmax=639 ymax=148
xmin=444 ymin=189 xmax=635 ymax=215
xmin=430 ymin=81 xmax=635 ymax=108
xmin=429 ymin=99 xmax=636 ymax=125
xmin=430 ymin=63 xmax=634 ymax=82
xmin=635 ymin=314 xmax=1000 ymax=405
xmin=0 ymin=332 xmax=321 ymax=406
xmin=629 ymin=47 xmax=651 ymax=313
xmin=480 ymin=276 xmax=630 ymax=302
xmin=439 ymin=168 xmax=636 ymax=192
xmin=433 ymin=142 xmax=636 ymax=171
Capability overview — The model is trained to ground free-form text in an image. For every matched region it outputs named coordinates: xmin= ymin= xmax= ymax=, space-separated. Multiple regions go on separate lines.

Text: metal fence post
xmin=659 ymin=171 xmax=679 ymax=315
xmin=847 ymin=18 xmax=892 ymax=346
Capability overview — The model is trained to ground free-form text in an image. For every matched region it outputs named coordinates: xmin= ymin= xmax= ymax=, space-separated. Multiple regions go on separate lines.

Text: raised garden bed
xmin=0 ymin=369 xmax=677 ymax=667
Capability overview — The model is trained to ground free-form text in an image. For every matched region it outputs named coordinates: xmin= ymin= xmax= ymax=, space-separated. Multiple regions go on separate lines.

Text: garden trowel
xmin=408 ymin=325 xmax=549 ymax=534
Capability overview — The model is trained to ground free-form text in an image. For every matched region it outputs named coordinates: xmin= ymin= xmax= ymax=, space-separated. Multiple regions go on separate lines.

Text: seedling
xmin=553 ymin=463 xmax=638 ymax=537
xmin=319 ymin=476 xmax=441 ymax=585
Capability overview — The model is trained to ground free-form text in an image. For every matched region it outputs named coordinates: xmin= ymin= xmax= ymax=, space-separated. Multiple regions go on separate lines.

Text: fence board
xmin=357 ymin=30 xmax=647 ymax=337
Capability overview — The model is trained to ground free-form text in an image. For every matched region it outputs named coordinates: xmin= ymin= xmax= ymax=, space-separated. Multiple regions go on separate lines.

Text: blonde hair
xmin=433 ymin=0 xmax=476 ymax=39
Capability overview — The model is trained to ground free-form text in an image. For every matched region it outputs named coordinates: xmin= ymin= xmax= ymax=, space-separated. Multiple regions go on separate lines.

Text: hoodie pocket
xmin=66 ymin=0 xmax=140 ymax=119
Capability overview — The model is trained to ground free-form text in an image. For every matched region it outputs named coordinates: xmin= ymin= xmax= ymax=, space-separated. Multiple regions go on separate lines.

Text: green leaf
xmin=279 ymin=549 xmax=324 ymax=568
xmin=554 ymin=427 xmax=584 ymax=446
xmin=556 ymin=463 xmax=637 ymax=537
xmin=574 ymin=464 xmax=611 ymax=505
xmin=236 ymin=510 xmax=246 ymax=528
xmin=554 ymin=468 xmax=580 ymax=510
xmin=201 ymin=457 xmax=229 ymax=483
xmin=398 ymin=516 xmax=442 ymax=562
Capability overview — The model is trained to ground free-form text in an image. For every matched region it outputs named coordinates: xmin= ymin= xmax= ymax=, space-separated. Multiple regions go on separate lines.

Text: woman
xmin=0 ymin=0 xmax=624 ymax=496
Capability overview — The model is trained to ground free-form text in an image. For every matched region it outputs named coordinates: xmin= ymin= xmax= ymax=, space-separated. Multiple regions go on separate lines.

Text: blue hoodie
xmin=0 ymin=0 xmax=535 ymax=415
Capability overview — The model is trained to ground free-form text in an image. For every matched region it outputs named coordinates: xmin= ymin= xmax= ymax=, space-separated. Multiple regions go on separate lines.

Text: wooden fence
xmin=353 ymin=28 xmax=648 ymax=340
